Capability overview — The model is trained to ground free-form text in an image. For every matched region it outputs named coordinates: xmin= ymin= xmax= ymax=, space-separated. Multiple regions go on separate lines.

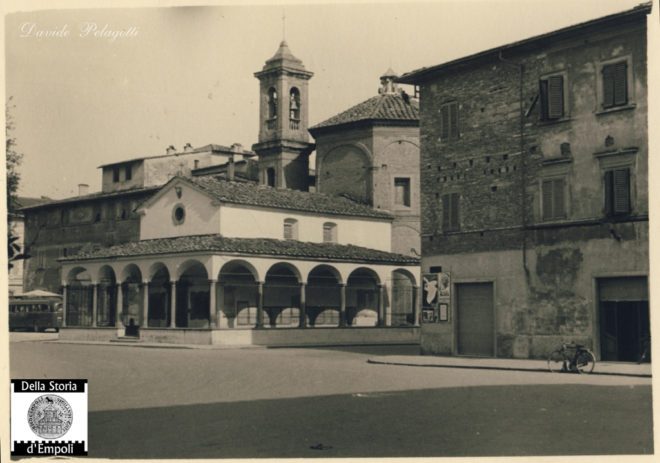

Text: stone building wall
xmin=417 ymin=15 xmax=648 ymax=358
xmin=22 ymin=190 xmax=153 ymax=292
xmin=314 ymin=124 xmax=421 ymax=257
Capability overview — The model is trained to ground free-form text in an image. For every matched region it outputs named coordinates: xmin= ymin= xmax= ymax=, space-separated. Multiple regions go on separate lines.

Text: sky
xmin=4 ymin=0 xmax=651 ymax=199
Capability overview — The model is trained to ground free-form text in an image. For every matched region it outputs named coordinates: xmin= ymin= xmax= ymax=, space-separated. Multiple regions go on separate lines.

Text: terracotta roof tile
xmin=60 ymin=234 xmax=419 ymax=265
xmin=186 ymin=176 xmax=393 ymax=219
xmin=311 ymin=93 xmax=419 ymax=131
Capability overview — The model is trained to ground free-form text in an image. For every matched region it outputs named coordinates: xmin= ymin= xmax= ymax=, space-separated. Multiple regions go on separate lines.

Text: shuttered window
xmin=323 ymin=222 xmax=337 ymax=243
xmin=541 ymin=178 xmax=566 ymax=220
xmin=540 ymin=75 xmax=564 ymax=120
xmin=602 ymin=62 xmax=628 ymax=108
xmin=442 ymin=193 xmax=460 ymax=231
xmin=604 ymin=168 xmax=631 ymax=216
xmin=440 ymin=102 xmax=459 ymax=141
xmin=283 ymin=218 xmax=298 ymax=240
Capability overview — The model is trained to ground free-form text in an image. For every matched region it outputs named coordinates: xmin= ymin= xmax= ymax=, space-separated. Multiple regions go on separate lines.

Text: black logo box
xmin=12 ymin=441 xmax=87 ymax=456
xmin=12 ymin=379 xmax=87 ymax=393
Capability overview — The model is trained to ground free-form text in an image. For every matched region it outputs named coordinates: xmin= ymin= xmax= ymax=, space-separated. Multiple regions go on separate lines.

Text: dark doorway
xmin=598 ymin=277 xmax=649 ymax=362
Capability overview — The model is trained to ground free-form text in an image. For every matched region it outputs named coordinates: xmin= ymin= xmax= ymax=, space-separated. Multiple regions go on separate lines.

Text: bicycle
xmin=547 ymin=342 xmax=596 ymax=374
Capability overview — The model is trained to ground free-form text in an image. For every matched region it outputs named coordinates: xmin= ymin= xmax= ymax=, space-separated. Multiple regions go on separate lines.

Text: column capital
xmin=170 ymin=279 xmax=178 ymax=284
xmin=61 ymin=282 xmax=68 ymax=288
xmin=209 ymin=278 xmax=218 ymax=284
xmin=142 ymin=280 xmax=150 ymax=285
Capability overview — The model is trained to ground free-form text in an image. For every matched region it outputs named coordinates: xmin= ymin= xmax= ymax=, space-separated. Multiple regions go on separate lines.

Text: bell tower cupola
xmin=252 ymin=40 xmax=315 ymax=191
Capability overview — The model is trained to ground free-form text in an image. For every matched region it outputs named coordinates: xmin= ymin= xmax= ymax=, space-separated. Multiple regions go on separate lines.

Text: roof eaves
xmin=19 ymin=186 xmax=160 ymax=211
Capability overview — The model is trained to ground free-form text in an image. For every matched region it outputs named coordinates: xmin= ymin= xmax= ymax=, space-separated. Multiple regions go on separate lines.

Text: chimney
xmin=227 ymin=156 xmax=235 ymax=181
xmin=166 ymin=145 xmax=177 ymax=155
xmin=78 ymin=184 xmax=89 ymax=196
xmin=230 ymin=143 xmax=243 ymax=153
xmin=183 ymin=143 xmax=194 ymax=152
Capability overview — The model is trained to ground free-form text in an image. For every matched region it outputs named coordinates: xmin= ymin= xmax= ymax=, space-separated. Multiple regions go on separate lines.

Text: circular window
xmin=172 ymin=204 xmax=186 ymax=225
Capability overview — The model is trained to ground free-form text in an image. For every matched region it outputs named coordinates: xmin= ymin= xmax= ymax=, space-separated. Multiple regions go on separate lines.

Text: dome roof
xmin=310 ymin=92 xmax=419 ymax=133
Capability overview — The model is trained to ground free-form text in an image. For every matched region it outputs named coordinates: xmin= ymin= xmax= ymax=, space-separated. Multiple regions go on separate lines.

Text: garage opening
xmin=456 ymin=282 xmax=494 ymax=357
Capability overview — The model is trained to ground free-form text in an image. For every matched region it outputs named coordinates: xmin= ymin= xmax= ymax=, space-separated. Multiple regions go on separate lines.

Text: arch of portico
xmin=65 ymin=267 xmax=93 ymax=327
xmin=346 ymin=267 xmax=382 ymax=327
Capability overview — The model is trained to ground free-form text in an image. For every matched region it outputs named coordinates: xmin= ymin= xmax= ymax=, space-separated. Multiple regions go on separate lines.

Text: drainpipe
xmin=498 ymin=50 xmax=530 ymax=281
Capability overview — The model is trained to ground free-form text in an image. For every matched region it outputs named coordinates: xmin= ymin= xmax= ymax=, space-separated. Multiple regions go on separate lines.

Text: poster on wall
xmin=438 ymin=272 xmax=451 ymax=298
xmin=422 ymin=274 xmax=439 ymax=309
xmin=422 ymin=272 xmax=451 ymax=323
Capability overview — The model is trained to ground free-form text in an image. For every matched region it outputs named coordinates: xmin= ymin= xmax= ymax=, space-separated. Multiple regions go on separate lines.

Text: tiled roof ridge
xmin=186 ymin=176 xmax=392 ymax=219
xmin=310 ymin=93 xmax=418 ymax=131
xmin=61 ymin=233 xmax=420 ymax=265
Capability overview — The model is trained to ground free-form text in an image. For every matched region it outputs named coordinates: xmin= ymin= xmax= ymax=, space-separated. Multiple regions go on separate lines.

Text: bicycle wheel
xmin=548 ymin=350 xmax=565 ymax=373
xmin=575 ymin=349 xmax=595 ymax=374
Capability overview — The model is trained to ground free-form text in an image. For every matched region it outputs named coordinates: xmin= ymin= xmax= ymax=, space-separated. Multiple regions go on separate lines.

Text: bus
xmin=9 ymin=296 xmax=63 ymax=332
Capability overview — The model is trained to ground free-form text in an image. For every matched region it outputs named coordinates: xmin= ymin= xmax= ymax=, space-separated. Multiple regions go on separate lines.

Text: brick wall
xmin=22 ymin=191 xmax=152 ymax=292
xmin=416 ymin=16 xmax=648 ymax=358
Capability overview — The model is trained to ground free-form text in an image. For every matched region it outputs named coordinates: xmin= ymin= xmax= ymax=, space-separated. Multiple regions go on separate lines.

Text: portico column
xmin=169 ymin=280 xmax=177 ymax=328
xmin=115 ymin=282 xmax=123 ymax=328
xmin=412 ymin=285 xmax=420 ymax=326
xmin=299 ymin=283 xmax=307 ymax=328
xmin=217 ymin=283 xmax=228 ymax=328
xmin=61 ymin=284 xmax=68 ymax=328
xmin=91 ymin=283 xmax=98 ymax=327
xmin=142 ymin=281 xmax=149 ymax=327
xmin=209 ymin=279 xmax=217 ymax=328
xmin=377 ymin=284 xmax=385 ymax=327
xmin=339 ymin=284 xmax=347 ymax=327
xmin=256 ymin=282 xmax=264 ymax=329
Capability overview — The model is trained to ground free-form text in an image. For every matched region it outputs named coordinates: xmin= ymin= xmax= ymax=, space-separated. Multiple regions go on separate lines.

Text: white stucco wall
xmin=219 ymin=204 xmax=392 ymax=252
xmin=140 ymin=183 xmax=221 ymax=240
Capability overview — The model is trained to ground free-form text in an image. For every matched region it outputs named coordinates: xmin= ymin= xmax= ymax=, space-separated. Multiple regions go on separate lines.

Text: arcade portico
xmin=59 ymin=235 xmax=420 ymax=346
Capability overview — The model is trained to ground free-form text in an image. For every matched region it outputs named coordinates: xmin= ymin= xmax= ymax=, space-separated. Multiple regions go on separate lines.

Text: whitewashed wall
xmin=219 ymin=204 xmax=392 ymax=251
xmin=140 ymin=183 xmax=221 ymax=239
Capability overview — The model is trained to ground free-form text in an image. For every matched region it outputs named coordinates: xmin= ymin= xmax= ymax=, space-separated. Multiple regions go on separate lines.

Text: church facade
xmin=57 ymin=41 xmax=422 ymax=346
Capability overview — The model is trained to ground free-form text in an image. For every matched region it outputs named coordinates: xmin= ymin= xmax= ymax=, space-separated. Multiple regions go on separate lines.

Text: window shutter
xmin=542 ymin=180 xmax=553 ymax=220
xmin=553 ymin=178 xmax=565 ymax=218
xmin=547 ymin=75 xmax=564 ymax=119
xmin=440 ymin=105 xmax=450 ymax=140
xmin=539 ymin=80 xmax=549 ymax=120
xmin=604 ymin=170 xmax=614 ymax=216
xmin=613 ymin=62 xmax=628 ymax=106
xmin=442 ymin=194 xmax=450 ymax=229
xmin=449 ymin=103 xmax=459 ymax=139
xmin=450 ymin=193 xmax=460 ymax=229
xmin=613 ymin=168 xmax=630 ymax=214
xmin=602 ymin=65 xmax=615 ymax=108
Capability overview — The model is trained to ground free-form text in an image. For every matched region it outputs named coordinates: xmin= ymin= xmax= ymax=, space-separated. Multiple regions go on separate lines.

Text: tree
xmin=7 ymin=96 xmax=27 ymax=270
xmin=6 ymin=96 xmax=22 ymax=212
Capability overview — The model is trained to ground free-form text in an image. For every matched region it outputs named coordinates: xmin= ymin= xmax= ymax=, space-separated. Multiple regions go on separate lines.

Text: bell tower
xmin=253 ymin=41 xmax=314 ymax=190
